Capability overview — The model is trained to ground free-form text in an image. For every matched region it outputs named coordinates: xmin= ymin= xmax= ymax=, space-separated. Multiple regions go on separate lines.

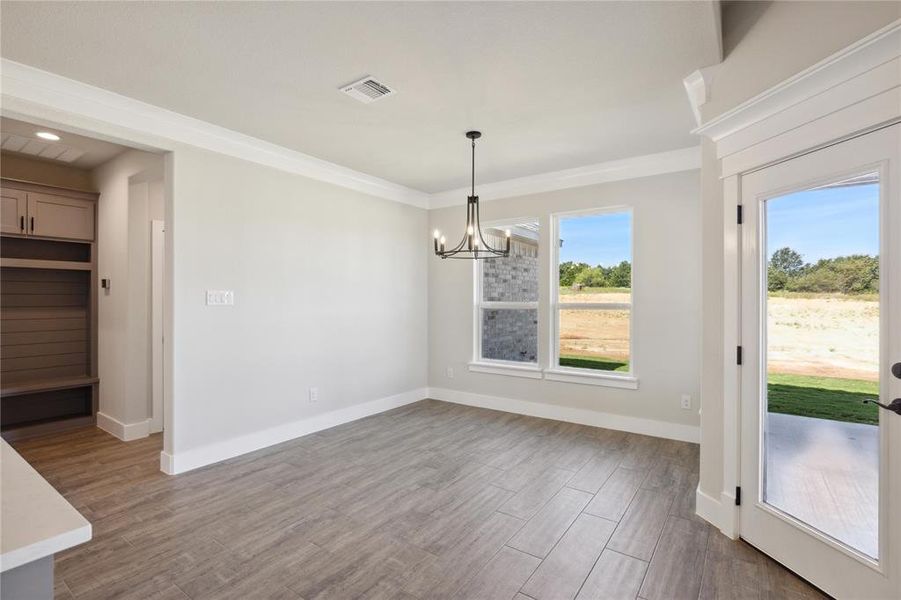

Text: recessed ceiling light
xmin=36 ymin=131 xmax=60 ymax=141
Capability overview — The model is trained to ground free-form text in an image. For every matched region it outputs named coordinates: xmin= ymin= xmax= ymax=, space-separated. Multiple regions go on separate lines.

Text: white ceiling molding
xmin=683 ymin=68 xmax=714 ymax=127
xmin=1 ymin=58 xmax=701 ymax=212
xmin=693 ymin=19 xmax=901 ymax=144
xmin=428 ymin=146 xmax=701 ymax=209
xmin=693 ymin=18 xmax=900 ymax=178
xmin=0 ymin=59 xmax=431 ymax=209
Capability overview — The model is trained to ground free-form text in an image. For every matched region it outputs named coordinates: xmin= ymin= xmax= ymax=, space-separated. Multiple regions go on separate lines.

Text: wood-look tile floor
xmin=12 ymin=400 xmax=830 ymax=600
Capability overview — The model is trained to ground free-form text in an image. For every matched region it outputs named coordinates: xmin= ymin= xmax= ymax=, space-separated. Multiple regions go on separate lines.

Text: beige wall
xmin=696 ymin=1 xmax=899 ymax=500
xmin=0 ymin=152 xmax=94 ymax=190
xmin=92 ymin=149 xmax=165 ymax=426
xmin=169 ymin=146 xmax=428 ymax=455
xmin=428 ymin=170 xmax=702 ymax=433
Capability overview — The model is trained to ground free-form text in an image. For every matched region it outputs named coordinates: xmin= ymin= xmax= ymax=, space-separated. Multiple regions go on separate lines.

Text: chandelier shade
xmin=433 ymin=131 xmax=510 ymax=260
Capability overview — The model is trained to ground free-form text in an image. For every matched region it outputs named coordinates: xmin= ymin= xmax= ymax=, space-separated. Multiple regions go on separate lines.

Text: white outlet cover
xmin=309 ymin=387 xmax=319 ymax=402
xmin=446 ymin=367 xmax=454 ymax=378
xmin=680 ymin=394 xmax=691 ymax=409
xmin=206 ymin=290 xmax=234 ymax=306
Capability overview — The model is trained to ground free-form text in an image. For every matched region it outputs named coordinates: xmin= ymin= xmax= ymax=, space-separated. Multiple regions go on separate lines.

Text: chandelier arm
xmin=474 ymin=196 xmax=506 ymax=254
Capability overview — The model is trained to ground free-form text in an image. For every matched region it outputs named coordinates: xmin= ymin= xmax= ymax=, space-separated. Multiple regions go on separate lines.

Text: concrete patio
xmin=765 ymin=412 xmax=879 ymax=558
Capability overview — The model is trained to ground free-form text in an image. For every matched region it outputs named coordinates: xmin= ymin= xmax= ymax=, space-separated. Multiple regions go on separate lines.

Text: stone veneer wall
xmin=480 ymin=235 xmax=539 ymax=362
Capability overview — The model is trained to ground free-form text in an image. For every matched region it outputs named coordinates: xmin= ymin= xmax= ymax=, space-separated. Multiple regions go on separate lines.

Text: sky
xmin=559 ymin=212 xmax=631 ymax=266
xmin=556 ymin=181 xmax=879 ymax=267
xmin=766 ymin=182 xmax=879 ymax=262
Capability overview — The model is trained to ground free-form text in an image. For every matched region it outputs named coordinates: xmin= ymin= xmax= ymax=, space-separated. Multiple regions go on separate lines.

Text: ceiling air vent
xmin=341 ymin=76 xmax=396 ymax=104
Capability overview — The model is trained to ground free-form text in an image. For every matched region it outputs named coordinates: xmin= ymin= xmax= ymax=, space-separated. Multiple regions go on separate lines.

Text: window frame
xmin=470 ymin=217 xmax=542 ymax=377
xmin=547 ymin=206 xmax=638 ymax=389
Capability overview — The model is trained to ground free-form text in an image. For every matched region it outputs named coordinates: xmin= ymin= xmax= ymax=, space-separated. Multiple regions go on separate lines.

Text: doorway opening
xmin=1 ymin=116 xmax=168 ymax=447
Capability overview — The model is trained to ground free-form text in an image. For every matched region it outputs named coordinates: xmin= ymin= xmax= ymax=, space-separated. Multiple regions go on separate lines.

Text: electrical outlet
xmin=309 ymin=387 xmax=319 ymax=403
xmin=681 ymin=394 xmax=692 ymax=410
xmin=446 ymin=367 xmax=454 ymax=379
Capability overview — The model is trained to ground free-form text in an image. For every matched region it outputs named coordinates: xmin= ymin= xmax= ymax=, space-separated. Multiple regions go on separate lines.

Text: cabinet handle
xmin=30 ymin=217 xmax=34 ymax=232
xmin=20 ymin=216 xmax=24 ymax=232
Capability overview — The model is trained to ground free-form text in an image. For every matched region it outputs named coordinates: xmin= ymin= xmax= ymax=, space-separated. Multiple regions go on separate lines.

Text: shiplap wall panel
xmin=1 ymin=267 xmax=90 ymax=384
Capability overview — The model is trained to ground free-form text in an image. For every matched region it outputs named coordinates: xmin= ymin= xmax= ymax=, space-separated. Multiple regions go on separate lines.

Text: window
xmin=552 ymin=209 xmax=634 ymax=380
xmin=474 ymin=221 xmax=540 ymax=368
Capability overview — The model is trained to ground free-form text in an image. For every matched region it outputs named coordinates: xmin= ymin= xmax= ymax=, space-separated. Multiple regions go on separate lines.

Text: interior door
xmin=739 ymin=124 xmax=900 ymax=599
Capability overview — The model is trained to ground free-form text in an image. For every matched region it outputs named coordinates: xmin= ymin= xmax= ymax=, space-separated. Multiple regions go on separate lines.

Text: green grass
xmin=559 ymin=286 xmax=631 ymax=296
xmin=557 ymin=356 xmax=879 ymax=425
xmin=767 ymin=290 xmax=878 ymax=302
xmin=558 ymin=355 xmax=629 ymax=372
xmin=767 ymin=373 xmax=879 ymax=425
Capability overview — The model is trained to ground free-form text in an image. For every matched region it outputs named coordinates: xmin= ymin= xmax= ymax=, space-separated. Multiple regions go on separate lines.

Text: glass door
xmin=739 ymin=124 xmax=900 ymax=599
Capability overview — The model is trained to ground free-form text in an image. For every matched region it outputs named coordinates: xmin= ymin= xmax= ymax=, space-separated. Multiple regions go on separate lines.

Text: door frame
xmin=150 ymin=220 xmax=165 ymax=434
xmin=691 ymin=19 xmax=901 ymax=541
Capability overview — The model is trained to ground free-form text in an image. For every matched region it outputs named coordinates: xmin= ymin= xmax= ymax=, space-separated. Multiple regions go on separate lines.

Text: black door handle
xmin=19 ymin=216 xmax=24 ymax=232
xmin=864 ymin=398 xmax=901 ymax=416
xmin=893 ymin=362 xmax=901 ymax=379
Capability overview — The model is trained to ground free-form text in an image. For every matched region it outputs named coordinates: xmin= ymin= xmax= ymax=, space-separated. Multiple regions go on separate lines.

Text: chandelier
xmin=433 ymin=131 xmax=510 ymax=259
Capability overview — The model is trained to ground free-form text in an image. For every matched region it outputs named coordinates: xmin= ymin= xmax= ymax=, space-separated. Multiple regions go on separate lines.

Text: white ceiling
xmin=0 ymin=2 xmax=720 ymax=193
xmin=1 ymin=117 xmax=127 ymax=169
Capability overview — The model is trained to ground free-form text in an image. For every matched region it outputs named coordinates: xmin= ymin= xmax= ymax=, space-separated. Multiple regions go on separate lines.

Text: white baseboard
xmin=428 ymin=387 xmax=700 ymax=443
xmin=159 ymin=451 xmax=175 ymax=475
xmin=96 ymin=412 xmax=151 ymax=442
xmin=160 ymin=387 xmax=428 ymax=475
xmin=695 ymin=485 xmax=740 ymax=539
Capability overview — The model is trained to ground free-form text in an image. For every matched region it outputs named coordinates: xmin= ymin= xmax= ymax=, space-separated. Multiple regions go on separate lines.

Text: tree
xmin=608 ymin=261 xmax=632 ymax=288
xmin=559 ymin=261 xmax=590 ymax=287
xmin=770 ymin=247 xmax=804 ymax=277
xmin=575 ymin=266 xmax=606 ymax=287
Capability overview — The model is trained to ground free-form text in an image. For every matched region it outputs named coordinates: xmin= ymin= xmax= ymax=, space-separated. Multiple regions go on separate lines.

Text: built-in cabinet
xmin=0 ymin=179 xmax=99 ymax=441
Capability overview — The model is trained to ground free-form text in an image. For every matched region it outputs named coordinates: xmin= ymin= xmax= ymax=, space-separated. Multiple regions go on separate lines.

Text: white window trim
xmin=548 ymin=206 xmax=638 ymax=389
xmin=472 ymin=217 xmax=541 ymax=373
xmin=468 ymin=360 xmax=543 ymax=379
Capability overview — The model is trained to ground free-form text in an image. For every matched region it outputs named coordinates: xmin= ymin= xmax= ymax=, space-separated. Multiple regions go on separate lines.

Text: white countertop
xmin=0 ymin=439 xmax=91 ymax=572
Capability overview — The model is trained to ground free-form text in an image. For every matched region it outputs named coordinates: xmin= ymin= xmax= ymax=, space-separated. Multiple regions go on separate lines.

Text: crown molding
xmin=683 ymin=68 xmax=714 ymax=127
xmin=1 ymin=59 xmax=701 ymax=212
xmin=428 ymin=146 xmax=700 ymax=209
xmin=693 ymin=18 xmax=901 ymax=142
xmin=0 ymin=59 xmax=431 ymax=209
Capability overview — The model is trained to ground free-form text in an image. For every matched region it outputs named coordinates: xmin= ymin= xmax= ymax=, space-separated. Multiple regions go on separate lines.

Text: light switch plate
xmin=206 ymin=290 xmax=234 ymax=306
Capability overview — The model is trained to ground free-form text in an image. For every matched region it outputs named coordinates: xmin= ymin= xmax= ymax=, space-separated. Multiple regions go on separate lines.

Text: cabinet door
xmin=27 ymin=192 xmax=95 ymax=241
xmin=0 ymin=188 xmax=27 ymax=235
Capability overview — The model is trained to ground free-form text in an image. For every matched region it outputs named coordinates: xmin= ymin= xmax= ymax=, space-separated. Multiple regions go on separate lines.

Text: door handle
xmin=30 ymin=216 xmax=34 ymax=232
xmin=19 ymin=216 xmax=24 ymax=232
xmin=864 ymin=398 xmax=901 ymax=416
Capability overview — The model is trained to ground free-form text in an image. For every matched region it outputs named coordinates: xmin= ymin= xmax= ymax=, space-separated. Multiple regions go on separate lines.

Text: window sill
xmin=543 ymin=368 xmax=639 ymax=389
xmin=468 ymin=362 xmax=543 ymax=379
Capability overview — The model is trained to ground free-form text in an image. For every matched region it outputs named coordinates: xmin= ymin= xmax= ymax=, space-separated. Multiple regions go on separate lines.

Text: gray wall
xmin=429 ymin=170 xmax=702 ymax=432
xmin=170 ymin=145 xmax=428 ymax=456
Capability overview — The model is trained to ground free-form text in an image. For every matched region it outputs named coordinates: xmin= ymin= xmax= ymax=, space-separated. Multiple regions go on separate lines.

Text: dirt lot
xmin=559 ymin=291 xmax=879 ymax=380
xmin=558 ymin=291 xmax=630 ymax=361
xmin=767 ymin=295 xmax=878 ymax=381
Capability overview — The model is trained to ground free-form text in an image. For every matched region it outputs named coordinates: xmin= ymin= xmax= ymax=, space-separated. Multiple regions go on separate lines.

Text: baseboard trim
xmin=161 ymin=387 xmax=428 ymax=475
xmin=96 ymin=412 xmax=151 ymax=442
xmin=695 ymin=485 xmax=740 ymax=539
xmin=159 ymin=451 xmax=175 ymax=475
xmin=428 ymin=387 xmax=700 ymax=443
